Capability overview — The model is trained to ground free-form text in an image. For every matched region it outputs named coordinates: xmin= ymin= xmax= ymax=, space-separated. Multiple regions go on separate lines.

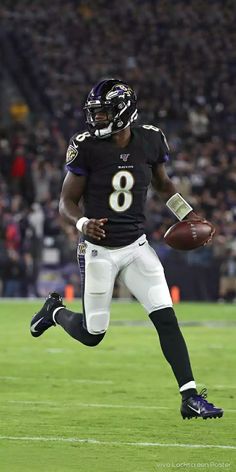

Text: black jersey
xmin=65 ymin=125 xmax=169 ymax=247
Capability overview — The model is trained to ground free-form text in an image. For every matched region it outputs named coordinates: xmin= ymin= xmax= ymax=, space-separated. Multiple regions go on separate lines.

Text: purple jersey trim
xmin=66 ymin=165 xmax=88 ymax=176
xmin=163 ymin=154 xmax=169 ymax=162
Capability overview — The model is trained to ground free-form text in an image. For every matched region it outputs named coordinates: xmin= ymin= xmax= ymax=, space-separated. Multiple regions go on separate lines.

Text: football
xmin=164 ymin=220 xmax=215 ymax=250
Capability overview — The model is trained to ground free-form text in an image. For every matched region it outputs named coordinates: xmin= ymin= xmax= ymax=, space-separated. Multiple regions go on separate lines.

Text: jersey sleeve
xmin=156 ymin=129 xmax=170 ymax=164
xmin=150 ymin=128 xmax=170 ymax=165
xmin=141 ymin=125 xmax=170 ymax=167
xmin=65 ymin=135 xmax=89 ymax=176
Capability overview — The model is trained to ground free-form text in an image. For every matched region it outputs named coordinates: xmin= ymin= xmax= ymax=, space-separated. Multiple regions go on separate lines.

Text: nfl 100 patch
xmin=120 ymin=153 xmax=130 ymax=162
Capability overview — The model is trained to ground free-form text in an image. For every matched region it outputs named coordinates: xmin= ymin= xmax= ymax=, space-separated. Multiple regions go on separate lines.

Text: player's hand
xmin=82 ymin=218 xmax=108 ymax=241
xmin=185 ymin=211 xmax=215 ymax=244
xmin=203 ymin=224 xmax=216 ymax=246
xmin=184 ymin=211 xmax=215 ymax=245
xmin=184 ymin=210 xmax=206 ymax=222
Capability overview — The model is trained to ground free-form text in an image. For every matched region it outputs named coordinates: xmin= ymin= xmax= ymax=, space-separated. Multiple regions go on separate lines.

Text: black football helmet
xmin=84 ymin=78 xmax=138 ymax=138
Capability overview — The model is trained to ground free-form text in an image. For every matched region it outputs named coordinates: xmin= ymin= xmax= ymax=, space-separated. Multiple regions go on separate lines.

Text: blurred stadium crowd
xmin=0 ymin=0 xmax=236 ymax=300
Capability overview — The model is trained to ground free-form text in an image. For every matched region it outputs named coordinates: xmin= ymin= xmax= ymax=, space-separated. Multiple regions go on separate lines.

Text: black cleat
xmin=181 ymin=388 xmax=223 ymax=420
xmin=30 ymin=292 xmax=64 ymax=338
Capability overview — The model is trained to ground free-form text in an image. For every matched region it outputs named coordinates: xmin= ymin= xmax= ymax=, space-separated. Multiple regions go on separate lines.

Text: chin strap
xmin=94 ymin=122 xmax=113 ymax=138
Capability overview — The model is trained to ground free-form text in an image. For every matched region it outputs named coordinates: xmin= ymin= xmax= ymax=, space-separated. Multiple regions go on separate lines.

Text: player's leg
xmin=30 ymin=243 xmax=117 ymax=347
xmin=30 ymin=291 xmax=103 ymax=346
xmin=120 ymin=241 xmax=223 ymax=418
xmin=120 ymin=242 xmax=194 ymax=387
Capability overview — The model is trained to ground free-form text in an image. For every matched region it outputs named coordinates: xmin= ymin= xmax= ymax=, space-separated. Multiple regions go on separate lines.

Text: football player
xmin=30 ymin=79 xmax=223 ymax=420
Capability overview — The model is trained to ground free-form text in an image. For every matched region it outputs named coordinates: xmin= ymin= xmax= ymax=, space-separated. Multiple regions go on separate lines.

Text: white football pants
xmin=81 ymin=234 xmax=173 ymax=334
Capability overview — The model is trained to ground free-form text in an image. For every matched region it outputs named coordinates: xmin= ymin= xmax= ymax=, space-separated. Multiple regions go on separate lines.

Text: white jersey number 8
xmin=109 ymin=170 xmax=134 ymax=212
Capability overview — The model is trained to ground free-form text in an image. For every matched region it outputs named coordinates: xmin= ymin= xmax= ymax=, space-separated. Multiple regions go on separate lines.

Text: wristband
xmin=76 ymin=217 xmax=89 ymax=232
xmin=166 ymin=193 xmax=193 ymax=221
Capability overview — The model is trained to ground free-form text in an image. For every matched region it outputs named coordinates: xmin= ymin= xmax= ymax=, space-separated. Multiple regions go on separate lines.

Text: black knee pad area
xmin=149 ymin=307 xmax=179 ymax=334
xmin=80 ymin=328 xmax=106 ymax=347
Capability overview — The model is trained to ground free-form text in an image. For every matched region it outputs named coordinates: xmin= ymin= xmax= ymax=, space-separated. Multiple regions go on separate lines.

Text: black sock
xmin=181 ymin=388 xmax=197 ymax=401
xmin=55 ymin=308 xmax=105 ymax=347
xmin=149 ymin=307 xmax=195 ymax=389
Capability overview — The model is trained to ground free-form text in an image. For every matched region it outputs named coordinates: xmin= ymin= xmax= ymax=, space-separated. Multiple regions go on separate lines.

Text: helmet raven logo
xmin=106 ymin=84 xmax=132 ymax=100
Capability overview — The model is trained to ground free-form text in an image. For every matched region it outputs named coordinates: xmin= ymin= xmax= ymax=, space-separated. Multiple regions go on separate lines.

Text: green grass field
xmin=0 ymin=300 xmax=235 ymax=472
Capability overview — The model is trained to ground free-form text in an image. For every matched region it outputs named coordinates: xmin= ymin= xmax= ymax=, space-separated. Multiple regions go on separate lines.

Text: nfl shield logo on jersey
xmin=120 ymin=153 xmax=130 ymax=162
xmin=91 ymin=249 xmax=98 ymax=257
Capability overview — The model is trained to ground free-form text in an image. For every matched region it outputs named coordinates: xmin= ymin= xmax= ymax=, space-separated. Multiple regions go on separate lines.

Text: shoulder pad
xmin=66 ymin=131 xmax=91 ymax=165
xmin=141 ymin=125 xmax=169 ymax=151
xmin=73 ymin=131 xmax=91 ymax=144
xmin=141 ymin=124 xmax=160 ymax=133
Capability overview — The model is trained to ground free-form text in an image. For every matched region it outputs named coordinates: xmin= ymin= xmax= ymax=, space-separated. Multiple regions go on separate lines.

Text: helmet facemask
xmin=84 ymin=104 xmax=114 ymax=138
xmin=84 ymin=79 xmax=138 ymax=138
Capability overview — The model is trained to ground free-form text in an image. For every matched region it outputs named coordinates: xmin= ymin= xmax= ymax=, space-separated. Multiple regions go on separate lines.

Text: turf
xmin=0 ymin=301 xmax=235 ymax=471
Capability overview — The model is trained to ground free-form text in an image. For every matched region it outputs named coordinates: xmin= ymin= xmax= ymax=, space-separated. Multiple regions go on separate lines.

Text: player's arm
xmin=59 ymin=171 xmax=86 ymax=224
xmin=152 ymin=163 xmax=200 ymax=221
xmin=59 ymin=172 xmax=107 ymax=241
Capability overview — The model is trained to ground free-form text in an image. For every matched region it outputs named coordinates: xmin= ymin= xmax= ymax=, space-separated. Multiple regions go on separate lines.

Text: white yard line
xmin=214 ymin=385 xmax=236 ymax=389
xmin=0 ymin=376 xmax=113 ymax=385
xmin=3 ymin=376 xmax=235 ymax=389
xmin=6 ymin=400 xmax=170 ymax=410
xmin=0 ymin=436 xmax=235 ymax=450
xmin=4 ymin=400 xmax=236 ymax=413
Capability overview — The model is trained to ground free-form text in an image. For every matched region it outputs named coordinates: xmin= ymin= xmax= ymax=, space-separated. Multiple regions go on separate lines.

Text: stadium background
xmin=0 ymin=0 xmax=236 ymax=301
xmin=1 ymin=2 xmax=236 ymax=472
